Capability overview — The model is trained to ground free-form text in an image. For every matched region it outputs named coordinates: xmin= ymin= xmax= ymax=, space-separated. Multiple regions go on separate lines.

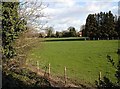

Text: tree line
xmin=39 ymin=11 xmax=120 ymax=39
xmin=82 ymin=11 xmax=120 ymax=40
xmin=39 ymin=26 xmax=81 ymax=38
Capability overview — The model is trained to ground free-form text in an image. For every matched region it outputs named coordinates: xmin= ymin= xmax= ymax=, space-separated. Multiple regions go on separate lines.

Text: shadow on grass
xmin=44 ymin=37 xmax=89 ymax=42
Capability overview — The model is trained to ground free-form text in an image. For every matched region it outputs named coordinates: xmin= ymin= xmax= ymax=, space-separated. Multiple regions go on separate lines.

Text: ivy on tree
xmin=2 ymin=2 xmax=26 ymax=59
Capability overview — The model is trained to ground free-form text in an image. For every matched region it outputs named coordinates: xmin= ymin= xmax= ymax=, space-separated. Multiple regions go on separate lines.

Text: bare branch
xmin=18 ymin=0 xmax=49 ymax=30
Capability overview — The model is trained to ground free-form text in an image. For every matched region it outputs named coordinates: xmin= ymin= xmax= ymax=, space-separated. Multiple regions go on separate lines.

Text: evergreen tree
xmin=115 ymin=16 xmax=120 ymax=38
xmin=84 ymin=11 xmax=118 ymax=40
xmin=84 ymin=14 xmax=97 ymax=39
xmin=108 ymin=11 xmax=117 ymax=39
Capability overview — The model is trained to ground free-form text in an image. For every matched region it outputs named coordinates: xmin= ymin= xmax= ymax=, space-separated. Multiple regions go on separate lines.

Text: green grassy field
xmin=27 ymin=39 xmax=118 ymax=85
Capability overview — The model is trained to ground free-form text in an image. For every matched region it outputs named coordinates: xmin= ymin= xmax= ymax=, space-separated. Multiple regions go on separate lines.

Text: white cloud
xmin=55 ymin=0 xmax=75 ymax=6
xmin=32 ymin=0 xmax=119 ymax=31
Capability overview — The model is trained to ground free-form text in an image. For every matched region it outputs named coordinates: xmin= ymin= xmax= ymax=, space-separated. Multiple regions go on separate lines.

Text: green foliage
xmin=55 ymin=31 xmax=59 ymax=38
xmin=95 ymin=76 xmax=118 ymax=89
xmin=2 ymin=2 xmax=26 ymax=59
xmin=95 ymin=48 xmax=120 ymax=89
xmin=115 ymin=16 xmax=120 ymax=37
xmin=83 ymin=11 xmax=118 ymax=40
xmin=54 ymin=27 xmax=77 ymax=38
xmin=62 ymin=31 xmax=70 ymax=37
xmin=116 ymin=48 xmax=120 ymax=85
xmin=68 ymin=26 xmax=77 ymax=37
xmin=83 ymin=14 xmax=97 ymax=39
xmin=56 ymin=27 xmax=77 ymax=37
xmin=106 ymin=51 xmax=120 ymax=86
xmin=45 ymin=27 xmax=54 ymax=37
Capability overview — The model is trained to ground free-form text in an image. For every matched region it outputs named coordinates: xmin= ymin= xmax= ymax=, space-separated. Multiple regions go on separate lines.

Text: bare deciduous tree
xmin=14 ymin=0 xmax=49 ymax=63
xmin=18 ymin=0 xmax=49 ymax=30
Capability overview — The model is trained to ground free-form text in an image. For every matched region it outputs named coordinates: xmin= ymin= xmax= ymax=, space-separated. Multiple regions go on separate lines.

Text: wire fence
xmin=25 ymin=59 xmax=102 ymax=87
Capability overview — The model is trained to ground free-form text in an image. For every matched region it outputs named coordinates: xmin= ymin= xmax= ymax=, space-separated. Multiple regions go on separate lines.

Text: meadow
xmin=27 ymin=38 xmax=118 ymax=85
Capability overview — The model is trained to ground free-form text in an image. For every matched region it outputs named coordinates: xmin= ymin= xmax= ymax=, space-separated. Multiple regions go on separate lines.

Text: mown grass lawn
xmin=27 ymin=39 xmax=118 ymax=85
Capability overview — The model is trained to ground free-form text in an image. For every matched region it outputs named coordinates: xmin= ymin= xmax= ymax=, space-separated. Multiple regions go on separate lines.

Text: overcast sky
xmin=22 ymin=0 xmax=119 ymax=32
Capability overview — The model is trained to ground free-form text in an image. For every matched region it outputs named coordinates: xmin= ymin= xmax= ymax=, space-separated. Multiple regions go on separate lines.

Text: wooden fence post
xmin=99 ymin=71 xmax=101 ymax=80
xmin=37 ymin=61 xmax=39 ymax=73
xmin=64 ymin=66 xmax=67 ymax=86
xmin=48 ymin=63 xmax=51 ymax=79
xmin=99 ymin=71 xmax=102 ymax=85
xmin=44 ymin=65 xmax=47 ymax=77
